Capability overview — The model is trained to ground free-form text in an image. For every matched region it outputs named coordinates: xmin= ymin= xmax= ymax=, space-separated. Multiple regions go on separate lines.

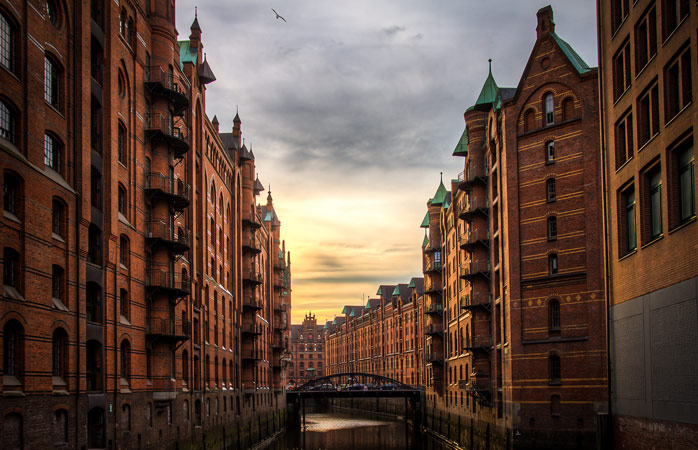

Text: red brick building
xmin=324 ymin=278 xmax=425 ymax=386
xmin=597 ymin=0 xmax=698 ymax=447
xmin=426 ymin=7 xmax=608 ymax=449
xmin=0 ymin=1 xmax=291 ymax=449
xmin=287 ymin=313 xmax=324 ymax=387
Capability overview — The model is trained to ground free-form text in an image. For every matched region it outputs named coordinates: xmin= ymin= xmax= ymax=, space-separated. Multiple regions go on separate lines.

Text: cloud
xmin=383 ymin=25 xmax=406 ymax=36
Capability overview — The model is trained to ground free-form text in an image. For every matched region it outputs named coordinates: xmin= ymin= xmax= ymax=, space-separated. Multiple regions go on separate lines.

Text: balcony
xmin=242 ymin=295 xmax=263 ymax=311
xmin=272 ymin=335 xmax=286 ymax=350
xmin=273 ymin=299 xmax=290 ymax=312
xmin=145 ymin=114 xmax=190 ymax=158
xmin=424 ymin=323 xmax=443 ymax=336
xmin=146 ymin=317 xmax=191 ymax=341
xmin=274 ymin=258 xmax=285 ymax=270
xmin=145 ymin=173 xmax=190 ymax=211
xmin=425 ymin=352 xmax=444 ymax=364
xmin=463 ymin=335 xmax=492 ymax=353
xmin=241 ymin=349 xmax=263 ymax=362
xmin=460 ymin=229 xmax=490 ymax=250
xmin=146 ymin=269 xmax=190 ymax=298
xmin=458 ymin=197 xmax=489 ymax=221
xmin=423 ymin=240 xmax=441 ymax=254
xmin=461 ymin=293 xmax=492 ymax=312
xmin=424 ymin=280 xmax=442 ymax=294
xmin=274 ymin=315 xmax=288 ymax=331
xmin=242 ymin=209 xmax=262 ymax=229
xmin=144 ymin=66 xmax=190 ymax=115
xmin=242 ymin=235 xmax=261 ymax=254
xmin=243 ymin=268 xmax=263 ymax=285
xmin=424 ymin=260 xmax=442 ymax=274
xmin=458 ymin=166 xmax=488 ymax=190
xmin=146 ymin=220 xmax=190 ymax=254
xmin=466 ymin=372 xmax=492 ymax=405
xmin=241 ymin=323 xmax=262 ymax=336
xmin=460 ymin=260 xmax=491 ymax=280
xmin=274 ymin=274 xmax=287 ymax=289
xmin=424 ymin=302 xmax=443 ymax=315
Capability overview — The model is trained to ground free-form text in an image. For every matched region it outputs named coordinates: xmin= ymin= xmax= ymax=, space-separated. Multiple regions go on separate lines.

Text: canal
xmin=264 ymin=410 xmax=454 ymax=450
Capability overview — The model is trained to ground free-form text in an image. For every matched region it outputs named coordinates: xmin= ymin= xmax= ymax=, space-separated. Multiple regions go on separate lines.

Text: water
xmin=265 ymin=410 xmax=453 ymax=450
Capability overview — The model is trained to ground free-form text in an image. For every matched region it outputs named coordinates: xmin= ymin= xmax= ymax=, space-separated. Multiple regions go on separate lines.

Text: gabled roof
xmin=551 ymin=32 xmax=592 ymax=75
xmin=474 ymin=63 xmax=498 ymax=107
xmin=178 ymin=40 xmax=197 ymax=69
xmin=410 ymin=277 xmax=425 ymax=295
xmin=429 ymin=178 xmax=448 ymax=206
xmin=420 ymin=211 xmax=429 ymax=228
xmin=365 ymin=298 xmax=380 ymax=310
xmin=453 ymin=126 xmax=468 ymax=157
xmin=375 ymin=285 xmax=395 ymax=300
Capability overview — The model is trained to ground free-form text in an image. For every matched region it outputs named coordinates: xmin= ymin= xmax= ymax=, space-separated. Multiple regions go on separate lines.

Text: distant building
xmin=597 ymin=0 xmax=698 ymax=447
xmin=288 ymin=313 xmax=325 ymax=386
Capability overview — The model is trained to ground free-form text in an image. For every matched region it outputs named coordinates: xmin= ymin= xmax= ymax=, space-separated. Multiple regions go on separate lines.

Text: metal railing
xmin=460 ymin=260 xmax=491 ymax=277
xmin=146 ymin=220 xmax=190 ymax=248
xmin=145 ymin=173 xmax=190 ymax=201
xmin=145 ymin=113 xmax=190 ymax=144
xmin=460 ymin=293 xmax=492 ymax=310
xmin=243 ymin=268 xmax=263 ymax=283
xmin=147 ymin=317 xmax=191 ymax=337
xmin=145 ymin=66 xmax=191 ymax=99
xmin=146 ymin=269 xmax=190 ymax=293
xmin=242 ymin=296 xmax=263 ymax=309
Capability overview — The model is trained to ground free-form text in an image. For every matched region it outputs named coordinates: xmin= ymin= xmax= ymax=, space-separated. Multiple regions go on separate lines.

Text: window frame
xmin=0 ymin=98 xmax=17 ymax=144
xmin=663 ymin=43 xmax=692 ymax=123
xmin=44 ymin=133 xmax=62 ymax=174
xmin=613 ymin=38 xmax=632 ymax=100
xmin=545 ymin=141 xmax=555 ymax=164
xmin=547 ymin=216 xmax=558 ymax=240
xmin=44 ymin=54 xmax=61 ymax=109
xmin=637 ymin=80 xmax=660 ymax=148
xmin=0 ymin=10 xmax=17 ymax=74
xmin=549 ymin=354 xmax=561 ymax=384
xmin=548 ymin=253 xmax=558 ymax=275
xmin=615 ymin=109 xmax=634 ymax=169
xmin=544 ymin=93 xmax=555 ymax=126
xmin=620 ymin=184 xmax=637 ymax=255
xmin=546 ymin=178 xmax=556 ymax=202
xmin=634 ymin=4 xmax=657 ymax=74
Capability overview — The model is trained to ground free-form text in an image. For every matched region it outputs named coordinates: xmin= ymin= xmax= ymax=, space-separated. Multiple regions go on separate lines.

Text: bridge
xmin=285 ymin=373 xmax=422 ymax=427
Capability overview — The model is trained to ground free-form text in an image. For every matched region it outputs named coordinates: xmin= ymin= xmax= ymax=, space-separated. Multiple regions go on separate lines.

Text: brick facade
xmin=287 ymin=313 xmax=324 ymax=387
xmin=0 ymin=1 xmax=291 ymax=449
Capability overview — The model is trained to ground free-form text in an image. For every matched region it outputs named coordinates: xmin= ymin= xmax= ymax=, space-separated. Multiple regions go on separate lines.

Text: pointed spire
xmin=211 ymin=115 xmax=219 ymax=133
xmin=191 ymin=7 xmax=201 ymax=31
xmin=233 ymin=106 xmax=241 ymax=123
xmin=474 ymin=59 xmax=499 ymax=107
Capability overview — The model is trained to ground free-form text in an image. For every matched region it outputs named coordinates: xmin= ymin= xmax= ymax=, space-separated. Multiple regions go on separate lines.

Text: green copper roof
xmin=453 ymin=127 xmax=468 ymax=156
xmin=365 ymin=301 xmax=372 ymax=309
xmin=420 ymin=211 xmax=429 ymax=228
xmin=178 ymin=41 xmax=197 ymax=71
xmin=429 ymin=178 xmax=448 ymax=206
xmin=551 ymin=32 xmax=592 ymax=75
xmin=392 ymin=286 xmax=400 ymax=296
xmin=474 ymin=64 xmax=499 ymax=107
xmin=443 ymin=196 xmax=451 ymax=209
xmin=422 ymin=234 xmax=429 ymax=248
xmin=341 ymin=306 xmax=350 ymax=314
xmin=376 ymin=287 xmax=383 ymax=295
xmin=349 ymin=310 xmax=356 ymax=317
xmin=408 ymin=279 xmax=416 ymax=288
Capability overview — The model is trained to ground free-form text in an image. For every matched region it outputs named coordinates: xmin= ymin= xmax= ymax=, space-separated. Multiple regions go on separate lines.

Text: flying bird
xmin=271 ymin=8 xmax=286 ymax=22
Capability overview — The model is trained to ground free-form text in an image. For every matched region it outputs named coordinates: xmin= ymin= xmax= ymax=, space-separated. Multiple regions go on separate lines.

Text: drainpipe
xmin=596 ymin=0 xmax=613 ymax=446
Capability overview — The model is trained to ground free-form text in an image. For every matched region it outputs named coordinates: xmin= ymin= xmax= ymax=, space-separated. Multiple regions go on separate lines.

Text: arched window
xmin=52 ymin=264 xmax=64 ymax=304
xmin=88 ymin=224 xmax=102 ymax=265
xmin=52 ymin=328 xmax=68 ymax=380
xmin=127 ymin=17 xmax=135 ymax=46
xmin=46 ymin=0 xmax=60 ymax=27
xmin=87 ymin=407 xmax=105 ymax=448
xmin=90 ymin=166 xmax=101 ymax=209
xmin=548 ymin=254 xmax=558 ymax=275
xmin=86 ymin=340 xmax=102 ymax=391
xmin=52 ymin=198 xmax=65 ymax=237
xmin=544 ymin=93 xmax=554 ymax=126
xmin=44 ymin=133 xmax=62 ymax=174
xmin=4 ymin=412 xmax=23 ymax=450
xmin=120 ymin=288 xmax=129 ymax=320
xmin=545 ymin=140 xmax=554 ymax=164
xmin=0 ymin=11 xmax=17 ymax=74
xmin=549 ymin=299 xmax=561 ymax=331
xmin=3 ymin=247 xmax=20 ymax=290
xmin=551 ymin=394 xmax=561 ymax=416
xmin=3 ymin=320 xmax=24 ymax=387
xmin=119 ymin=235 xmax=129 ymax=267
xmin=0 ymin=99 xmax=17 ymax=143
xmin=118 ymin=122 xmax=127 ymax=164
xmin=549 ymin=354 xmax=561 ymax=383
xmin=119 ymin=9 xmax=126 ymax=36
xmin=120 ymin=339 xmax=131 ymax=383
xmin=86 ymin=282 xmax=102 ymax=322
xmin=182 ymin=350 xmax=189 ymax=385
xmin=546 ymin=178 xmax=556 ymax=202
xmin=561 ymin=97 xmax=574 ymax=121
xmin=117 ymin=183 xmax=127 ymax=216
xmin=44 ymin=55 xmax=60 ymax=109
xmin=53 ymin=409 xmax=68 ymax=447
xmin=547 ymin=216 xmax=557 ymax=240
xmin=121 ymin=404 xmax=131 ymax=431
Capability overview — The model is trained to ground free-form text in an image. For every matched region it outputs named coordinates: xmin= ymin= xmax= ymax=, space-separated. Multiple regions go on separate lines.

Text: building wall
xmin=287 ymin=314 xmax=324 ymax=386
xmin=597 ymin=0 xmax=698 ymax=447
xmin=0 ymin=1 xmax=291 ymax=448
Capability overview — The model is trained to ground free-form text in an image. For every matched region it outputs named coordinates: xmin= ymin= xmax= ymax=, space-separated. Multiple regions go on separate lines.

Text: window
xmin=120 ymin=340 xmax=130 ymax=382
xmin=119 ymin=235 xmax=129 ymax=267
xmin=44 ymin=55 xmax=60 ymax=108
xmin=3 ymin=247 xmax=19 ymax=289
xmin=546 ymin=178 xmax=556 ymax=202
xmin=119 ymin=9 xmax=126 ymax=36
xmin=91 ymin=166 xmax=101 ymax=209
xmin=561 ymin=97 xmax=574 ymax=121
xmin=549 ymin=354 xmax=561 ymax=384
xmin=127 ymin=18 xmax=135 ymax=47
xmin=524 ymin=109 xmax=535 ymax=132
xmin=545 ymin=141 xmax=554 ymax=164
xmin=611 ymin=0 xmax=629 ymax=33
xmin=52 ymin=328 xmax=67 ymax=379
xmin=671 ymin=141 xmax=695 ymax=225
xmin=547 ymin=216 xmax=557 ymax=240
xmin=615 ymin=109 xmax=634 ymax=168
xmin=620 ymin=185 xmax=637 ymax=254
xmin=637 ymin=81 xmax=660 ymax=147
xmin=44 ymin=133 xmax=62 ymax=173
xmin=121 ymin=404 xmax=131 ymax=432
xmin=661 ymin=0 xmax=688 ymax=41
xmin=53 ymin=409 xmax=68 ymax=447
xmin=52 ymin=198 xmax=64 ymax=237
xmin=120 ymin=288 xmax=129 ymax=320
xmin=635 ymin=6 xmax=657 ymax=72
xmin=52 ymin=265 xmax=64 ymax=302
xmin=86 ymin=340 xmax=102 ymax=391
xmin=548 ymin=254 xmax=558 ymax=275
xmin=3 ymin=171 xmax=20 ymax=215
xmin=3 ymin=320 xmax=23 ymax=382
xmin=644 ymin=167 xmax=663 ymax=241
xmin=613 ymin=39 xmax=631 ymax=100
xmin=118 ymin=123 xmax=127 ymax=165
xmin=551 ymin=395 xmax=561 ymax=416
xmin=549 ymin=300 xmax=560 ymax=331
xmin=543 ymin=93 xmax=554 ymax=126
xmin=87 ymin=224 xmax=102 ymax=265
xmin=664 ymin=45 xmax=692 ymax=122
xmin=0 ymin=99 xmax=16 ymax=143
xmin=86 ymin=282 xmax=102 ymax=323
xmin=46 ymin=0 xmax=60 ymax=26
xmin=118 ymin=184 xmax=127 ymax=216
xmin=0 ymin=12 xmax=16 ymax=73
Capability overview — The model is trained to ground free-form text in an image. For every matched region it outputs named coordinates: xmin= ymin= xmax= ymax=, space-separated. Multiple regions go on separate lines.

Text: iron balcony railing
xmin=243 ymin=268 xmax=263 ymax=284
xmin=241 ymin=323 xmax=262 ymax=335
xmin=241 ymin=349 xmax=263 ymax=361
xmin=461 ymin=293 xmax=492 ymax=311
xmin=460 ymin=228 xmax=490 ymax=249
xmin=145 ymin=113 xmax=190 ymax=157
xmin=242 ymin=209 xmax=262 ymax=228
xmin=242 ymin=296 xmax=263 ymax=310
xmin=463 ymin=335 xmax=493 ymax=352
xmin=147 ymin=317 xmax=191 ymax=339
xmin=146 ymin=219 xmax=190 ymax=251
xmin=460 ymin=260 xmax=491 ymax=279
xmin=424 ymin=303 xmax=443 ymax=315
xmin=144 ymin=66 xmax=191 ymax=114
xmin=424 ymin=323 xmax=443 ymax=336
xmin=146 ymin=269 xmax=191 ymax=295
xmin=424 ymin=260 xmax=442 ymax=273
xmin=425 ymin=352 xmax=444 ymax=363
xmin=457 ymin=165 xmax=488 ymax=188
xmin=145 ymin=173 xmax=190 ymax=208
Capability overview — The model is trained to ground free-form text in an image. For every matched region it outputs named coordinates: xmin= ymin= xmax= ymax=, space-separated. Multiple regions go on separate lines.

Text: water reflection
xmin=266 ymin=411 xmax=451 ymax=450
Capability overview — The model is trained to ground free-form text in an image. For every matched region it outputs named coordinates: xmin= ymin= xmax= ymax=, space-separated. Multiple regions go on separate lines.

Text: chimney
xmin=536 ymin=5 xmax=555 ymax=39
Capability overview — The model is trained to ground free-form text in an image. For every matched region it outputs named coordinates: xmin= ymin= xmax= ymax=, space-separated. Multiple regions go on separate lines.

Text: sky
xmin=175 ymin=0 xmax=599 ymax=324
